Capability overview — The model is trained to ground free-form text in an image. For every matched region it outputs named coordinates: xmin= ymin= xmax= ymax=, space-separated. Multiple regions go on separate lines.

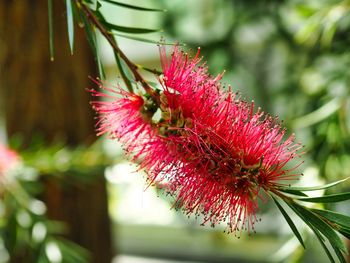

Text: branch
xmin=78 ymin=1 xmax=159 ymax=102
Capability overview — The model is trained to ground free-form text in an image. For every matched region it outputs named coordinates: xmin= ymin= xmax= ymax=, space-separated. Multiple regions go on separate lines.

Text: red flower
xmin=0 ymin=143 xmax=19 ymax=176
xmin=90 ymin=81 xmax=154 ymax=159
xmin=90 ymin=47 xmax=302 ymax=234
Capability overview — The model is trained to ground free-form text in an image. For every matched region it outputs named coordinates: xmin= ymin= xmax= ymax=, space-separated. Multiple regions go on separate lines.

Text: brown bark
xmin=0 ymin=1 xmax=96 ymax=144
xmin=0 ymin=1 xmax=112 ymax=262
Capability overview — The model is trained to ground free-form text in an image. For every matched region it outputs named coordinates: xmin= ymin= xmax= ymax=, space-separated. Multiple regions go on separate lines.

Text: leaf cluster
xmin=273 ymin=178 xmax=350 ymax=263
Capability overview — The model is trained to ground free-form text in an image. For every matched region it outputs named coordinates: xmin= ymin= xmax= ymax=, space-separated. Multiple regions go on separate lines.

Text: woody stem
xmin=79 ymin=1 xmax=159 ymax=102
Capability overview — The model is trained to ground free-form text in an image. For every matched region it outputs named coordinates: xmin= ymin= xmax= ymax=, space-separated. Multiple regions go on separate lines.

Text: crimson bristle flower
xmin=90 ymin=46 xmax=303 ymax=234
xmin=0 ymin=143 xmax=19 ymax=176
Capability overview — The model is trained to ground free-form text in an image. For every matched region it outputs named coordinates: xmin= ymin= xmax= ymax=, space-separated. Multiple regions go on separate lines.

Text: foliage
xmin=0 ymin=141 xmax=114 ymax=262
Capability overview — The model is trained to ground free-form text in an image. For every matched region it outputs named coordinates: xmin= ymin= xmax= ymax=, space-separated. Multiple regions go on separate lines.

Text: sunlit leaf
xmin=278 ymin=188 xmax=308 ymax=197
xmin=278 ymin=177 xmax=349 ymax=192
xmin=55 ymin=238 xmax=90 ymax=262
xmin=297 ymin=192 xmax=350 ymax=203
xmin=102 ymin=21 xmax=161 ymax=34
xmin=339 ymin=228 xmax=350 ymax=239
xmin=100 ymin=0 xmax=166 ymax=12
xmin=112 ymin=32 xmax=177 ymax=45
xmin=296 ymin=4 xmax=317 ymax=17
xmin=66 ymin=0 xmax=74 ymax=54
xmin=292 ymin=98 xmax=341 ymax=128
xmin=321 ymin=21 xmax=337 ymax=48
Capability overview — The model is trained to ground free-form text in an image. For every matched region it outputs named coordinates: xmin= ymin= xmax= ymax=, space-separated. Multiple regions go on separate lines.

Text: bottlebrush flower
xmin=90 ymin=82 xmax=151 ymax=158
xmin=90 ymin=47 xmax=302 ymax=234
xmin=0 ymin=143 xmax=19 ymax=176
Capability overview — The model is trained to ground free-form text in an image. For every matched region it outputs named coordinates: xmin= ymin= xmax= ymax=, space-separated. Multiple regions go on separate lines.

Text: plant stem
xmin=268 ymin=187 xmax=294 ymax=202
xmin=78 ymin=1 xmax=159 ymax=102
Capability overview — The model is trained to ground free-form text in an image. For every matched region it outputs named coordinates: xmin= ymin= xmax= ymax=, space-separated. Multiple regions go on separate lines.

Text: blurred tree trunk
xmin=0 ymin=1 xmax=112 ymax=262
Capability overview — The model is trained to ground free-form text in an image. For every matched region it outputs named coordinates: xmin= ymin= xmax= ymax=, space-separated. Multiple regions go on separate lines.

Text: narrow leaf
xmin=102 ymin=21 xmax=161 ymax=34
xmin=85 ymin=0 xmax=98 ymax=11
xmin=312 ymin=209 xmax=350 ymax=228
xmin=292 ymin=98 xmax=341 ymax=128
xmin=95 ymin=36 xmax=106 ymax=79
xmin=81 ymin=13 xmax=104 ymax=78
xmin=279 ymin=188 xmax=308 ymax=197
xmin=333 ymin=246 xmax=347 ymax=263
xmin=114 ymin=52 xmax=132 ymax=92
xmin=100 ymin=0 xmax=166 ymax=12
xmin=112 ymin=32 xmax=176 ymax=45
xmin=339 ymin=228 xmax=350 ymax=239
xmin=313 ymin=229 xmax=336 ymax=263
xmin=272 ymin=196 xmax=305 ymax=248
xmin=48 ymin=0 xmax=54 ymax=61
xmin=297 ymin=192 xmax=350 ymax=203
xmin=279 ymin=177 xmax=349 ymax=192
xmin=286 ymin=201 xmax=346 ymax=262
xmin=136 ymin=64 xmax=162 ymax=75
xmin=66 ymin=0 xmax=74 ymax=54
xmin=288 ymin=202 xmax=347 ymax=253
xmin=81 ymin=13 xmax=96 ymax=53
xmin=95 ymin=10 xmax=107 ymax=23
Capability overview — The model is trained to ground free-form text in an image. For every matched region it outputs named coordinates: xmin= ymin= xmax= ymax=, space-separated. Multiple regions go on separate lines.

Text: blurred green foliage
xmin=0 ymin=165 xmax=89 ymax=263
xmin=0 ymin=142 xmax=112 ymax=262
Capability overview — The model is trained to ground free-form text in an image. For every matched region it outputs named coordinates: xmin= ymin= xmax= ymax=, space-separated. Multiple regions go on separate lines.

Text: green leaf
xmin=287 ymin=202 xmax=347 ymax=253
xmin=313 ymin=228 xmax=336 ymax=263
xmin=311 ymin=209 xmax=350 ymax=228
xmin=136 ymin=64 xmax=162 ymax=75
xmin=278 ymin=188 xmax=308 ymax=197
xmin=333 ymin=246 xmax=347 ymax=263
xmin=81 ymin=13 xmax=104 ymax=78
xmin=99 ymin=0 xmax=166 ymax=12
xmin=286 ymin=201 xmax=347 ymax=262
xmin=47 ymin=0 xmax=54 ymax=61
xmin=114 ymin=52 xmax=133 ymax=92
xmin=292 ymin=98 xmax=341 ymax=128
xmin=112 ymin=32 xmax=176 ymax=45
xmin=81 ymin=12 xmax=97 ymax=54
xmin=339 ymin=228 xmax=350 ymax=239
xmin=85 ymin=0 xmax=98 ymax=11
xmin=55 ymin=238 xmax=90 ymax=263
xmin=321 ymin=22 xmax=337 ymax=48
xmin=102 ymin=21 xmax=161 ymax=34
xmin=297 ymin=192 xmax=350 ymax=203
xmin=278 ymin=177 xmax=349 ymax=192
xmin=272 ymin=196 xmax=305 ymax=248
xmin=96 ymin=47 xmax=105 ymax=79
xmin=66 ymin=0 xmax=74 ymax=55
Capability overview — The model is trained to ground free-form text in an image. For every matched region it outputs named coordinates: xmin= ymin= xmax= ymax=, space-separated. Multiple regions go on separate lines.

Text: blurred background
xmin=1 ymin=0 xmax=350 ymax=262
